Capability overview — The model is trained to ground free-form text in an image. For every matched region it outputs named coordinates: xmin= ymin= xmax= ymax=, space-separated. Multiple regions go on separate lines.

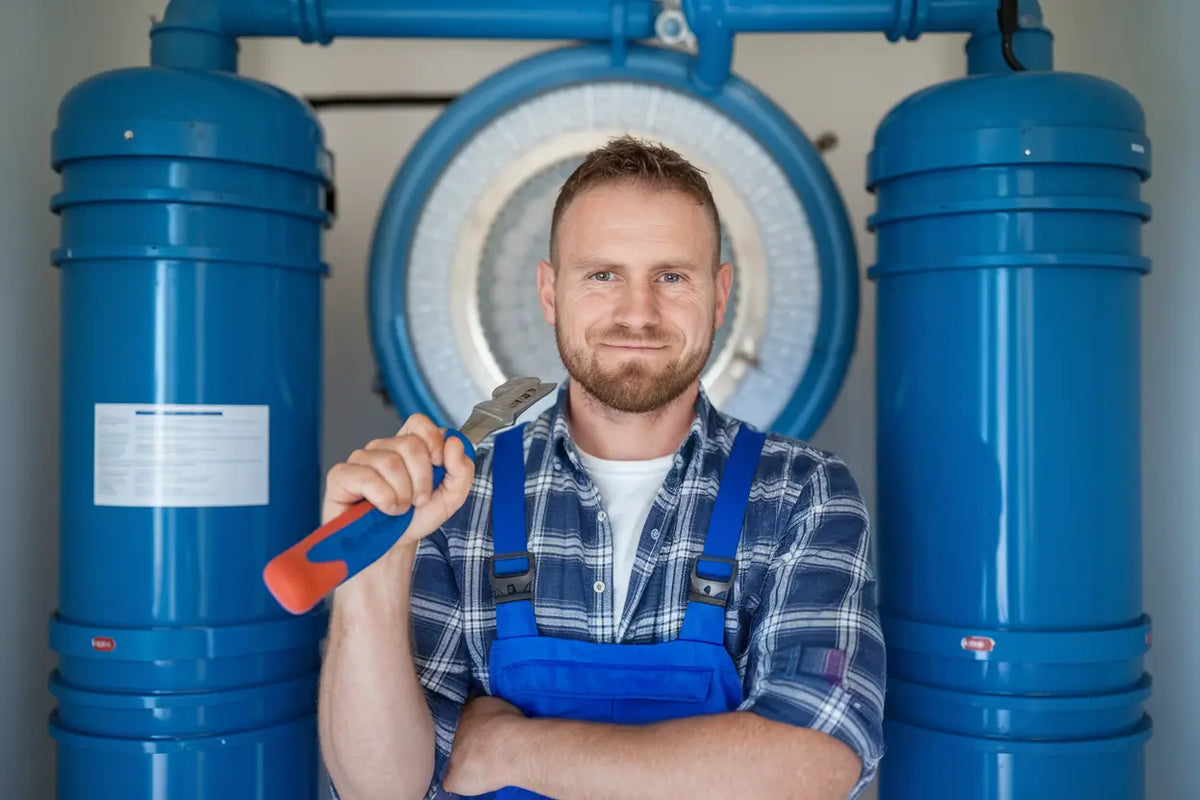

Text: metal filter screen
xmin=404 ymin=81 xmax=820 ymax=427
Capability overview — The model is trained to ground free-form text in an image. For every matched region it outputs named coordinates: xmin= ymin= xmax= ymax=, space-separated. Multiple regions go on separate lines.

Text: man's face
xmin=537 ymin=182 xmax=733 ymax=414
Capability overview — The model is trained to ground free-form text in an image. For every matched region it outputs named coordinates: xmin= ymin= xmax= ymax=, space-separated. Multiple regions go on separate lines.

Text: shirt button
xmin=593 ymin=580 xmax=606 ymax=593
xmin=650 ymin=528 xmax=659 ymax=540
xmin=597 ymin=511 xmax=607 ymax=522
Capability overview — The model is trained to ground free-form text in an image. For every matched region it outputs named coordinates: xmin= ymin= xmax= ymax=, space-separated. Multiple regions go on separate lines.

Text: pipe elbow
xmin=682 ymin=0 xmax=733 ymax=93
xmin=150 ymin=0 xmax=238 ymax=70
xmin=964 ymin=0 xmax=1054 ymax=73
xmin=158 ymin=0 xmax=223 ymax=30
xmin=965 ymin=0 xmax=1047 ymax=35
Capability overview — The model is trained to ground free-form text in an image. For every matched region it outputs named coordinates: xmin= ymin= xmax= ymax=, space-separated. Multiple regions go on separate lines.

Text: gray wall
xmin=2 ymin=1 xmax=57 ymax=797
xmin=2 ymin=0 xmax=1195 ymax=796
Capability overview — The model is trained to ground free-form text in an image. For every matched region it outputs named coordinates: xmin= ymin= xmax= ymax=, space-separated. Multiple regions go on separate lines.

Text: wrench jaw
xmin=457 ymin=377 xmax=557 ymax=445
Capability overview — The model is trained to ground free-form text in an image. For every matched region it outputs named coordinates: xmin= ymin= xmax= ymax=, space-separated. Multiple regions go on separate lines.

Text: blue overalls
xmin=483 ymin=423 xmax=767 ymax=799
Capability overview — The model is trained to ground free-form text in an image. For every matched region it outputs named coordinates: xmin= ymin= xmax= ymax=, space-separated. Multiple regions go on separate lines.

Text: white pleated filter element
xmin=404 ymin=81 xmax=821 ymax=428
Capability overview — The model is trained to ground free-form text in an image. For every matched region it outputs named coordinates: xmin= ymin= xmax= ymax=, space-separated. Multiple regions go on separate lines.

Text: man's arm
xmin=315 ymin=415 xmax=476 ymax=800
xmin=450 ymin=704 xmax=860 ymax=799
xmin=319 ymin=544 xmax=435 ymax=800
xmin=321 ymin=529 xmax=476 ymax=800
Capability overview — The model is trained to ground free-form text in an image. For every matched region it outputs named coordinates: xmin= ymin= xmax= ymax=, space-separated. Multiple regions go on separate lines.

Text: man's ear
xmin=537 ymin=259 xmax=557 ymax=326
xmin=714 ymin=261 xmax=733 ymax=328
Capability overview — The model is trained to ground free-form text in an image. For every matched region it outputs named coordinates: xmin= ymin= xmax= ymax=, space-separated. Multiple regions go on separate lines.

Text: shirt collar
xmin=547 ymin=379 xmax=718 ymax=473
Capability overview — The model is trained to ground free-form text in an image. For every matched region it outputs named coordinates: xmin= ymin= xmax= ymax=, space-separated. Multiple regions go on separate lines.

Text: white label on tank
xmin=1131 ymin=142 xmax=1146 ymax=153
xmin=93 ymin=404 xmax=270 ymax=507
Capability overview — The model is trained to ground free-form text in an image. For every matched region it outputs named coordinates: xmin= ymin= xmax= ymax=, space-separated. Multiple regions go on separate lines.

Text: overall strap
xmin=490 ymin=424 xmax=539 ymax=639
xmin=679 ymin=426 xmax=767 ymax=644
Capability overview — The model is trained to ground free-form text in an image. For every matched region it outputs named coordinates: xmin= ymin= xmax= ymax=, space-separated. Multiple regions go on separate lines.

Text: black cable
xmin=303 ymin=93 xmax=460 ymax=226
xmin=305 ymin=92 xmax=459 ymax=110
xmin=998 ymin=0 xmax=1027 ymax=71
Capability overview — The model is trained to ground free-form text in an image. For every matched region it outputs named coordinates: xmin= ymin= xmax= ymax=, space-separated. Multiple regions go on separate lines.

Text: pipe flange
xmin=656 ymin=7 xmax=696 ymax=49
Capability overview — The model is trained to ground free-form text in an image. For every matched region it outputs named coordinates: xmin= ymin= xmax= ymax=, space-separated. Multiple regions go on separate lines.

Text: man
xmin=319 ymin=136 xmax=885 ymax=800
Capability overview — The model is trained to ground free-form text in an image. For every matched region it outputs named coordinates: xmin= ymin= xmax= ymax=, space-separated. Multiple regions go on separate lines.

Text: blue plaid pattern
xmin=332 ymin=384 xmax=886 ymax=799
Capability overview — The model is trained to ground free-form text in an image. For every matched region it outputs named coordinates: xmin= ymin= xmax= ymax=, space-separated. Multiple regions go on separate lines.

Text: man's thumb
xmin=437 ymin=434 xmax=475 ymax=504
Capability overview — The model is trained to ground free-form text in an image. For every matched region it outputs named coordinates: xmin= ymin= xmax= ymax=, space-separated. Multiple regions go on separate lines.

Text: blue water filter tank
xmin=867 ymin=71 xmax=1153 ymax=799
xmin=48 ymin=66 xmax=330 ymax=799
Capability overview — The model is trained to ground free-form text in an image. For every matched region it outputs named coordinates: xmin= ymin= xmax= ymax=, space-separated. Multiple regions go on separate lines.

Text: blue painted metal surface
xmin=49 ymin=65 xmax=330 ymax=799
xmin=881 ymin=614 xmax=1149 ymax=695
xmin=150 ymin=0 xmax=659 ymax=69
xmin=368 ymin=42 xmax=858 ymax=441
xmin=49 ymin=670 xmax=318 ymax=738
xmin=868 ymin=72 xmax=1152 ymax=799
xmin=683 ymin=0 xmax=1048 ymax=87
xmin=151 ymin=0 xmax=1015 ymax=46
xmin=882 ymin=716 xmax=1153 ymax=800
xmin=50 ymin=715 xmax=320 ymax=800
xmin=887 ymin=674 xmax=1152 ymax=739
xmin=146 ymin=0 xmax=1047 ymax=94
xmin=52 ymin=67 xmax=329 ymax=628
xmin=48 ymin=612 xmax=325 ymax=692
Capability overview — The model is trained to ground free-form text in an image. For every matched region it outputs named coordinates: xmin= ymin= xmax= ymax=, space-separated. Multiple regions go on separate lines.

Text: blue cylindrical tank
xmin=50 ymin=716 xmax=320 ymax=800
xmin=48 ymin=66 xmax=330 ymax=799
xmin=867 ymin=72 xmax=1153 ymax=799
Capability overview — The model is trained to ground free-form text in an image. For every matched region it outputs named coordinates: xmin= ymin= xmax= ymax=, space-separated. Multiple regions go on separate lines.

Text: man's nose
xmin=612 ymin=280 xmax=662 ymax=328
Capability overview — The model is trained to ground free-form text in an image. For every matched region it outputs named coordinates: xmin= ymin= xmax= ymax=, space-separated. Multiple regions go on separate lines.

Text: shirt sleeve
xmin=737 ymin=453 xmax=887 ymax=799
xmin=327 ymin=530 xmax=472 ymax=800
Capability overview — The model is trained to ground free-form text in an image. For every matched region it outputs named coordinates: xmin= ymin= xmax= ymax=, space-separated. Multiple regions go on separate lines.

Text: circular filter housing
xmin=370 ymin=44 xmax=857 ymax=438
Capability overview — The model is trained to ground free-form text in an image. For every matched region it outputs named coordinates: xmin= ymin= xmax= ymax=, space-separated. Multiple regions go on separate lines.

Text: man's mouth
xmin=599 ymin=342 xmax=667 ymax=350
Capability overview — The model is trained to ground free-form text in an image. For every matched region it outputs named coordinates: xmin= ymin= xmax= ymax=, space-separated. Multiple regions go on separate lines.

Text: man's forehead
xmin=568 ymin=253 xmax=704 ymax=271
xmin=552 ymin=181 xmax=721 ymax=267
xmin=564 ymin=181 xmax=703 ymax=209
xmin=558 ymin=188 xmax=712 ymax=238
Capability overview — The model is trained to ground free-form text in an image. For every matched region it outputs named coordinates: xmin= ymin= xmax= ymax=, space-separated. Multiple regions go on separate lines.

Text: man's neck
xmin=566 ymin=379 xmax=698 ymax=461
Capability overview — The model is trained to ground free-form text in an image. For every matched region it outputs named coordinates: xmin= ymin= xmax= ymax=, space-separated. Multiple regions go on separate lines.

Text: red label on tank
xmin=960 ymin=636 xmax=995 ymax=653
xmin=91 ymin=636 xmax=116 ymax=652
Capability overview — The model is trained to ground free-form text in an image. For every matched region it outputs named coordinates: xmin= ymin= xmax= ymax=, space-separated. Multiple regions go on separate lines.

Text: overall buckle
xmin=490 ymin=552 xmax=535 ymax=603
xmin=689 ymin=556 xmax=737 ymax=606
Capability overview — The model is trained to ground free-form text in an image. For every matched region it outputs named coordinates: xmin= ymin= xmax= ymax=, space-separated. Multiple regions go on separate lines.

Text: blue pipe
xmin=683 ymin=0 xmax=1050 ymax=87
xmin=151 ymin=0 xmax=1050 ymax=84
xmin=714 ymin=0 xmax=923 ymax=36
xmin=715 ymin=0 xmax=1051 ymax=35
xmin=151 ymin=0 xmax=659 ymax=68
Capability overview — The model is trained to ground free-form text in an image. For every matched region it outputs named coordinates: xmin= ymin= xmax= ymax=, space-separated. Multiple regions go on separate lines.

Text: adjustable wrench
xmin=263 ymin=377 xmax=555 ymax=614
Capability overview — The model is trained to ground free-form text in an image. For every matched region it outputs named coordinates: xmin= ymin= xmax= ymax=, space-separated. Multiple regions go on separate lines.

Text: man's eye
xmin=661 ymin=273 xmax=683 ymax=284
xmin=590 ymin=271 xmax=613 ymax=281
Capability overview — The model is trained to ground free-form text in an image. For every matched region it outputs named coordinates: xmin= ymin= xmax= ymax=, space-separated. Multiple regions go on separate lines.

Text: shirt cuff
xmin=740 ymin=676 xmax=884 ymax=798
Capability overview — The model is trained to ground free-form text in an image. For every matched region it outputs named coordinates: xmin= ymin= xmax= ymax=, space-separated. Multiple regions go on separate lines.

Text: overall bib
xmin=483 ymin=424 xmax=767 ymax=799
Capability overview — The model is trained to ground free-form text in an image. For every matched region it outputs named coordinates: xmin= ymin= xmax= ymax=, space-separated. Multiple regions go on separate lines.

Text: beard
xmin=555 ymin=323 xmax=713 ymax=414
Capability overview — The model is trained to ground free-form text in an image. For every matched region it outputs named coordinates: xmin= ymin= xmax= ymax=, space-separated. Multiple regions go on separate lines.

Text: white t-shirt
xmin=576 ymin=448 xmax=675 ymax=621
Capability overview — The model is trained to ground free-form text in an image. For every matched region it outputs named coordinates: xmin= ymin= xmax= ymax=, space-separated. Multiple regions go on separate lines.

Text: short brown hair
xmin=549 ymin=135 xmax=721 ymax=267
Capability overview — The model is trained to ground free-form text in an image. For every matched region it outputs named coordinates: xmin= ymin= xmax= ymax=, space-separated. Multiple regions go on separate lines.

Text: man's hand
xmin=321 ymin=412 xmax=475 ymax=546
xmin=442 ymin=696 xmax=526 ymax=796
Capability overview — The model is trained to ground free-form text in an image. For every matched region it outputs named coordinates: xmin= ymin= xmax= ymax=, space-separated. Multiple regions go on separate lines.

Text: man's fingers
xmin=323 ymin=463 xmax=403 ymax=515
xmin=393 ymin=435 xmax=436 ymax=505
xmin=397 ymin=413 xmax=445 ymax=467
xmin=321 ymin=413 xmax=472 ymax=536
xmin=346 ymin=448 xmax=415 ymax=512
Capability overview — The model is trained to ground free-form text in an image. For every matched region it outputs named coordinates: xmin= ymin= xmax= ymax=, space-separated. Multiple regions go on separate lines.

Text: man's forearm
xmin=318 ymin=545 xmax=434 ymax=800
xmin=501 ymin=710 xmax=861 ymax=800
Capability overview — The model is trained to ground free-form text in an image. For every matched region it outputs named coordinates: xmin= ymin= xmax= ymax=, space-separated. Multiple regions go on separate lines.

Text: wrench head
xmin=458 ymin=377 xmax=557 ymax=444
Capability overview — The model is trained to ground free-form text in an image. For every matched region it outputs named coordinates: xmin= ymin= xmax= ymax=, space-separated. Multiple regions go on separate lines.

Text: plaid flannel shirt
xmin=331 ymin=384 xmax=886 ymax=799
